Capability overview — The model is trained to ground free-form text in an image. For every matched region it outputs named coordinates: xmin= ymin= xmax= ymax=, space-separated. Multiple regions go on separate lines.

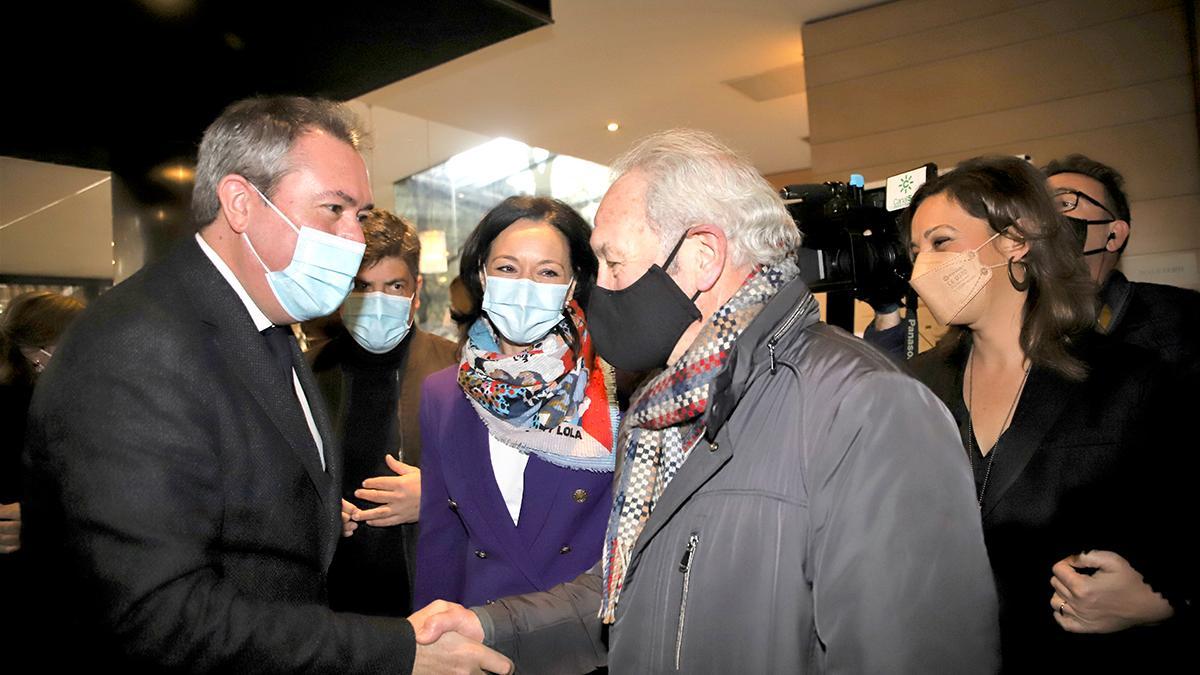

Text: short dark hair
xmin=360 ymin=209 xmax=421 ymax=277
xmin=1043 ymin=154 xmax=1131 ymax=223
xmin=192 ymin=96 xmax=365 ymax=227
xmin=903 ymin=156 xmax=1097 ymax=381
xmin=457 ymin=196 xmax=597 ymax=338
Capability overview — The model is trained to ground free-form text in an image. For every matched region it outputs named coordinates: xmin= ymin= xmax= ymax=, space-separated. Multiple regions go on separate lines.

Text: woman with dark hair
xmin=1 ymin=291 xmax=85 ymax=650
xmin=413 ymin=196 xmax=618 ymax=609
xmin=1 ymin=291 xmax=86 ymax=554
xmin=904 ymin=156 xmax=1190 ymax=670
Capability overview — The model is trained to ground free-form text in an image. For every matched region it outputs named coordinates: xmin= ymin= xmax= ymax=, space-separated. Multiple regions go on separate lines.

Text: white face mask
xmin=481 ymin=276 xmax=572 ymax=345
xmin=341 ymin=291 xmax=413 ymax=354
xmin=909 ymin=231 xmax=1007 ymax=325
xmin=243 ymin=183 xmax=365 ymax=323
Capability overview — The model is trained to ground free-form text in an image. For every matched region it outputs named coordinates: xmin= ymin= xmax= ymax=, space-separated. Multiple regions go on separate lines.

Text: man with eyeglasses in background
xmin=1043 ymin=154 xmax=1199 ymax=374
xmin=1039 ymin=154 xmax=1197 ymax=649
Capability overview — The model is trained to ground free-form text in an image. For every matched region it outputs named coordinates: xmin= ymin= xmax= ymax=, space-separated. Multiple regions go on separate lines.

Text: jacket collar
xmin=704 ymin=276 xmax=820 ymax=439
xmin=174 ymin=238 xmax=341 ymax=563
xmin=923 ymin=336 xmax=1074 ymax=518
xmin=628 ymin=276 xmax=819 ymax=567
xmin=1097 ymin=269 xmax=1132 ymax=335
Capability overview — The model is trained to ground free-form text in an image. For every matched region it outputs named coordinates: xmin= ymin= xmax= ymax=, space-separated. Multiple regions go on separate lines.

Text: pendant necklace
xmin=966 ymin=350 xmax=1031 ymax=508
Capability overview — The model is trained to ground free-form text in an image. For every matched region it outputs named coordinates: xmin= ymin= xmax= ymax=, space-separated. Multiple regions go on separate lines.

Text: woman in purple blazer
xmin=414 ymin=197 xmax=619 ymax=608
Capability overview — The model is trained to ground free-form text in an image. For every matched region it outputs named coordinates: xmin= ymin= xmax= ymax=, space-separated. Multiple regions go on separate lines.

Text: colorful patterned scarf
xmin=599 ymin=258 xmax=800 ymax=622
xmin=459 ymin=301 xmax=619 ymax=472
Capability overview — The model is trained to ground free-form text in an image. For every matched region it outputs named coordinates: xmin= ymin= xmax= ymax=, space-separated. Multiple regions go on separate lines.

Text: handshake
xmin=409 ymin=600 xmax=512 ymax=675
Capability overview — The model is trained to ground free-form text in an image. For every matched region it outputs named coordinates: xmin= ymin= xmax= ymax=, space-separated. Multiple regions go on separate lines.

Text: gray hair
xmin=610 ymin=128 xmax=800 ymax=268
xmin=192 ymin=96 xmax=365 ymax=227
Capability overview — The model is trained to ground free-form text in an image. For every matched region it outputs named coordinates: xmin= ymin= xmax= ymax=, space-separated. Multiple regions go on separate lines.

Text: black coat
xmin=22 ymin=238 xmax=414 ymax=672
xmin=1099 ymin=269 xmax=1200 ymax=377
xmin=308 ymin=327 xmax=458 ymax=616
xmin=910 ymin=333 xmax=1192 ymax=672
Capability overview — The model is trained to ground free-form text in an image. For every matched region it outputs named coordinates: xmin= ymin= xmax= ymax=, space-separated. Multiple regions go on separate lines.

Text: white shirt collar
xmin=195 ymin=233 xmax=274 ymax=332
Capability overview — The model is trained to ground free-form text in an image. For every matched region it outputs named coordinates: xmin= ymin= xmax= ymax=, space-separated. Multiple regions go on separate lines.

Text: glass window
xmin=394 ymin=137 xmax=609 ymax=340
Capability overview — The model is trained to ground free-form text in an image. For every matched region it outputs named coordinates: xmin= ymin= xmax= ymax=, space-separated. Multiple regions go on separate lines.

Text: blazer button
xmin=709 ymin=441 xmax=719 ymax=453
xmin=475 ymin=550 xmax=488 ymax=559
xmin=485 ymin=599 xmax=495 ymax=605
xmin=559 ymin=545 xmax=572 ymax=554
xmin=572 ymin=489 xmax=588 ymax=503
xmin=448 ymin=499 xmax=459 ymax=511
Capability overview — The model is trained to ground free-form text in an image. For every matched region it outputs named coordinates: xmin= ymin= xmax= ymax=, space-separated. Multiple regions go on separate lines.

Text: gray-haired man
xmin=23 ymin=96 xmax=509 ymax=674
xmin=413 ymin=129 xmax=999 ymax=673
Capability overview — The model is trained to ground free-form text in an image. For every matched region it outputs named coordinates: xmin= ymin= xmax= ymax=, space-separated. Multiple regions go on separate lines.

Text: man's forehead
xmin=1048 ymin=171 xmax=1105 ymax=197
xmin=287 ymin=130 xmax=372 ymax=200
xmin=358 ymin=256 xmax=415 ymax=282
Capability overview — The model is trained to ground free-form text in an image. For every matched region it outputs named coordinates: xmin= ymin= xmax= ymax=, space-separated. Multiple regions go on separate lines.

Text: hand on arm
xmin=1050 ymin=550 xmax=1174 ymax=633
xmin=353 ymin=454 xmax=421 ymax=527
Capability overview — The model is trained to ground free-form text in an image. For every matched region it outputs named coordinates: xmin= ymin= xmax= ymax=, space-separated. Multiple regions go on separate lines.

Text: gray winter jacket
xmin=473 ymin=278 xmax=1000 ymax=674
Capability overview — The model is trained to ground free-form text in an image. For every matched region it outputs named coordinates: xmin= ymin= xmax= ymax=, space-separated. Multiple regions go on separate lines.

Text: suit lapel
xmin=514 ymin=457 xmax=567 ymax=551
xmin=179 ymin=239 xmax=333 ymax=511
xmin=442 ymin=392 xmax=544 ymax=589
xmin=915 ymin=339 xmax=1074 ymax=519
xmin=979 ymin=366 xmax=1072 ymax=518
xmin=292 ymin=338 xmax=341 ymax=565
xmin=399 ymin=331 xmax=436 ymax=467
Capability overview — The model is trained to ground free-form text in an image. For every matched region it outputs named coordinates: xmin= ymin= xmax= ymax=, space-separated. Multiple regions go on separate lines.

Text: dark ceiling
xmin=1 ymin=0 xmax=551 ymax=173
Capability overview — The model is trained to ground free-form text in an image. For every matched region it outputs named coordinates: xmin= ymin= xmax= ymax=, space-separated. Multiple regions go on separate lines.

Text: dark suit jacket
xmin=1100 ymin=269 xmax=1200 ymax=376
xmin=308 ymin=327 xmax=458 ymax=614
xmin=910 ymin=333 xmax=1191 ymax=672
xmin=22 ymin=238 xmax=414 ymax=673
xmin=413 ymin=366 xmax=613 ymax=609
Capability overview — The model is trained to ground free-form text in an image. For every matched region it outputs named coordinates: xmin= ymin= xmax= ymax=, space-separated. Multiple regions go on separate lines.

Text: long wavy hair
xmin=903 ymin=156 xmax=1097 ymax=380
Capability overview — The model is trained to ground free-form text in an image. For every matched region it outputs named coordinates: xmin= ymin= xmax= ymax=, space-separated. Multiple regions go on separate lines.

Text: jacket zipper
xmin=767 ymin=294 xmax=816 ymax=373
xmin=675 ymin=533 xmax=700 ymax=670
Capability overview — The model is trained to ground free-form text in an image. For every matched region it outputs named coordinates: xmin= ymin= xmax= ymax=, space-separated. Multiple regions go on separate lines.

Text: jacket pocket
xmin=675 ymin=532 xmax=700 ymax=670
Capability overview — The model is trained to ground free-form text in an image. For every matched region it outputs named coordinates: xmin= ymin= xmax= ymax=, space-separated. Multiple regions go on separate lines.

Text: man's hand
xmin=340 ymin=499 xmax=359 ymax=538
xmin=411 ymin=629 xmax=512 ymax=675
xmin=353 ymin=454 xmax=421 ymax=527
xmin=410 ymin=600 xmax=485 ymax=644
xmin=0 ymin=502 xmax=20 ymax=554
xmin=1049 ymin=550 xmax=1174 ymax=633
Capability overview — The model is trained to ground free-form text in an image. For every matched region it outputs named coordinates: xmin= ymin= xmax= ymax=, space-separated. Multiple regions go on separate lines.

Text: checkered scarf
xmin=599 ymin=258 xmax=799 ymax=622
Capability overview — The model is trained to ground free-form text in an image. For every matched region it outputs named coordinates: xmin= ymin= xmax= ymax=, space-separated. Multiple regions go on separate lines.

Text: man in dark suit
xmin=22 ymin=96 xmax=510 ymax=673
xmin=307 ymin=209 xmax=458 ymax=617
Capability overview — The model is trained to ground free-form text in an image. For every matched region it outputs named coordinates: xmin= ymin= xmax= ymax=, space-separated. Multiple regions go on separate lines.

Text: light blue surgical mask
xmin=482 ymin=276 xmax=572 ymax=345
xmin=341 ymin=291 xmax=413 ymax=354
xmin=243 ymin=183 xmax=366 ymax=322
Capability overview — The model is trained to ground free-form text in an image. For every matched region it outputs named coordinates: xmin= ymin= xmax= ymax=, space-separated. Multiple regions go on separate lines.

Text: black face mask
xmin=587 ymin=232 xmax=702 ymax=372
xmin=1065 ymin=215 xmax=1115 ymax=256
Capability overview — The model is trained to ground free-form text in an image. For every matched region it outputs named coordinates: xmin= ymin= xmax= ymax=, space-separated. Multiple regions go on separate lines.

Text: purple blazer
xmin=414 ymin=366 xmax=614 ymax=608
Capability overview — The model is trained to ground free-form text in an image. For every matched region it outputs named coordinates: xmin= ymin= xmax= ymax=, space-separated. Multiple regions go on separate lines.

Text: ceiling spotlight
xmin=606 ymin=122 xmax=620 ymax=132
